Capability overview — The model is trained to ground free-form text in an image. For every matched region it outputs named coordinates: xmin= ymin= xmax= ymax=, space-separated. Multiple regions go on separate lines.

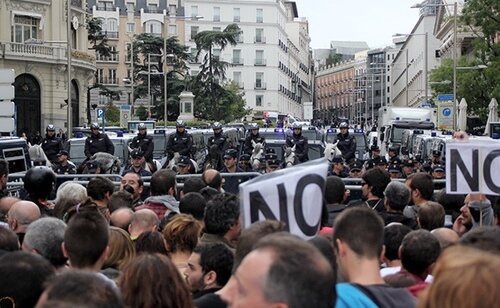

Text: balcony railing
xmin=71 ymin=0 xmax=83 ymax=8
xmin=96 ymin=5 xmax=116 ymax=11
xmin=254 ymin=82 xmax=266 ymax=90
xmin=236 ymin=81 xmax=244 ymax=89
xmin=101 ymin=31 xmax=119 ymax=39
xmin=100 ymin=77 xmax=118 ymax=85
xmin=232 ymin=57 xmax=243 ymax=65
xmin=254 ymin=36 xmax=266 ymax=44
xmin=144 ymin=8 xmax=162 ymax=14
xmin=254 ymin=59 xmax=266 ymax=66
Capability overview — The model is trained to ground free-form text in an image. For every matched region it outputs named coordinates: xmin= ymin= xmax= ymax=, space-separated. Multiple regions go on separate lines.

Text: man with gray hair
xmin=22 ymin=217 xmax=67 ymax=268
xmin=128 ymin=209 xmax=160 ymax=241
xmin=380 ymin=181 xmax=417 ymax=229
xmin=7 ymin=200 xmax=41 ymax=245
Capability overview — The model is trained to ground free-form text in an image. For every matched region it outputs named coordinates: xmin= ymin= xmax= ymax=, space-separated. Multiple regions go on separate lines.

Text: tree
xmin=105 ymin=101 xmax=120 ymax=123
xmin=135 ymin=105 xmax=148 ymax=121
xmin=190 ymin=24 xmax=246 ymax=120
xmin=131 ymin=34 xmax=190 ymax=121
xmin=325 ymin=52 xmax=343 ymax=67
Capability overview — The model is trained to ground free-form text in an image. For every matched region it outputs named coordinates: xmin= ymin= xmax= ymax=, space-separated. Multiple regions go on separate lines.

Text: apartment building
xmin=0 ymin=0 xmax=95 ymax=136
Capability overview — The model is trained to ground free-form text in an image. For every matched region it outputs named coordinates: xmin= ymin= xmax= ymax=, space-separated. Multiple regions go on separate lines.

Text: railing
xmin=100 ymin=77 xmax=118 ymax=85
xmin=254 ymin=59 xmax=266 ymax=66
xmin=144 ymin=8 xmax=162 ymax=14
xmin=2 ymin=42 xmax=95 ymax=66
xmin=232 ymin=57 xmax=244 ymax=65
xmin=254 ymin=82 xmax=267 ymax=90
xmin=96 ymin=5 xmax=116 ymax=11
xmin=102 ymin=31 xmax=119 ymax=39
xmin=254 ymin=36 xmax=266 ymax=44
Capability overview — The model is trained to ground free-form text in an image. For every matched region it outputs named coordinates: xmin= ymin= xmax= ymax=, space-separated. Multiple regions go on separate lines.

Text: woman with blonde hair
xmin=101 ymin=226 xmax=135 ymax=280
xmin=119 ymin=253 xmax=194 ymax=308
xmin=418 ymin=245 xmax=500 ymax=308
xmin=162 ymin=214 xmax=201 ymax=272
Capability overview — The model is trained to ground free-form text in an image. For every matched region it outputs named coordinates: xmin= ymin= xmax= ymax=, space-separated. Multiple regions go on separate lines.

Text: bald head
xmin=110 ymin=207 xmax=134 ymax=232
xmin=431 ymin=228 xmax=459 ymax=250
xmin=128 ymin=209 xmax=159 ymax=239
xmin=202 ymin=169 xmax=222 ymax=191
xmin=0 ymin=197 xmax=20 ymax=214
xmin=8 ymin=201 xmax=41 ymax=233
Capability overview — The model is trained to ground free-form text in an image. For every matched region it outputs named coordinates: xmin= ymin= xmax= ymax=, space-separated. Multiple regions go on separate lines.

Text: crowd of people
xmin=0 ymin=141 xmax=499 ymax=307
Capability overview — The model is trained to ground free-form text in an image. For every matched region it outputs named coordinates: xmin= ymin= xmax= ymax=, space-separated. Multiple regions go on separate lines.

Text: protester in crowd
xmin=380 ymin=224 xmax=412 ymax=278
xmin=162 ymin=214 xmax=202 ymax=273
xmin=0 ymin=160 xmax=9 ymax=200
xmin=62 ymin=210 xmax=109 ymax=274
xmin=39 ymin=270 xmax=124 ymax=308
xmin=7 ymin=200 xmax=41 ymax=245
xmin=128 ymin=209 xmax=159 ymax=241
xmin=349 ymin=167 xmax=391 ymax=212
xmin=430 ymin=228 xmax=459 ymax=250
xmin=23 ymin=166 xmax=56 ymax=216
xmin=179 ymin=192 xmax=206 ymax=228
xmin=384 ymin=230 xmax=440 ymax=296
xmin=286 ymin=122 xmax=309 ymax=163
xmin=136 ymin=169 xmax=179 ymax=220
xmin=195 ymin=220 xmax=287 ymax=308
xmin=41 ymin=124 xmax=64 ymax=164
xmin=493 ymin=198 xmax=500 ymax=226
xmin=101 ymin=226 xmax=135 ymax=281
xmin=0 ymin=227 xmax=19 ymax=253
xmin=418 ymin=245 xmax=500 ymax=308
xmin=0 ymin=251 xmax=55 ymax=308
xmin=123 ymin=149 xmax=152 ymax=177
xmin=219 ymin=233 xmax=335 ymax=308
xmin=135 ymin=231 xmax=169 ymax=255
xmin=110 ymin=207 xmax=134 ymax=232
xmin=333 ymin=207 xmax=416 ymax=307
xmin=119 ymin=253 xmax=194 ymax=308
xmin=220 ymin=149 xmax=245 ymax=194
xmin=453 ymin=193 xmax=495 ymax=236
xmin=404 ymin=172 xmax=434 ymax=220
xmin=185 ymin=243 xmax=234 ymax=299
xmin=108 ymin=191 xmax=134 ymax=213
xmin=53 ymin=182 xmax=87 ymax=220
xmin=180 ymin=177 xmax=207 ymax=198
xmin=84 ymin=123 xmax=114 ymax=158
xmin=201 ymin=193 xmax=240 ymax=252
xmin=120 ymin=171 xmax=146 ymax=207
xmin=380 ymin=181 xmax=417 ymax=229
xmin=22 ymin=217 xmax=67 ymax=269
xmin=435 ymin=189 xmax=464 ymax=225
xmin=202 ymin=169 xmax=223 ymax=192
xmin=417 ymin=201 xmax=445 ymax=231
xmin=459 ymin=226 xmax=500 ymax=255
xmin=87 ymin=176 xmax=115 ymax=221
xmin=324 ymin=176 xmax=347 ymax=227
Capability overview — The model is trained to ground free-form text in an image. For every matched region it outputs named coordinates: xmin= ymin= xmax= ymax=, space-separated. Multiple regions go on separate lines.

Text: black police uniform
xmin=166 ymin=131 xmax=194 ymax=160
xmin=336 ymin=132 xmax=357 ymax=163
xmin=220 ymin=165 xmax=246 ymax=195
xmin=41 ymin=135 xmax=63 ymax=163
xmin=84 ymin=132 xmax=115 ymax=158
xmin=130 ymin=132 xmax=154 ymax=161
xmin=207 ymin=131 xmax=230 ymax=156
xmin=243 ymin=133 xmax=265 ymax=155
xmin=285 ymin=133 xmax=309 ymax=163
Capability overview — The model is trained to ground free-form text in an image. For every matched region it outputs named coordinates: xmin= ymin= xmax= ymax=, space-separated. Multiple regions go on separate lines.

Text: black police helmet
xmin=46 ymin=124 xmax=56 ymax=132
xmin=90 ymin=123 xmax=100 ymax=130
xmin=23 ymin=166 xmax=56 ymax=199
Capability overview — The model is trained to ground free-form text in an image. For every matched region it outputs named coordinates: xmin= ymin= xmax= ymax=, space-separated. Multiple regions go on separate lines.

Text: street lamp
xmin=412 ymin=1 xmax=458 ymax=129
xmin=126 ymin=38 xmax=144 ymax=117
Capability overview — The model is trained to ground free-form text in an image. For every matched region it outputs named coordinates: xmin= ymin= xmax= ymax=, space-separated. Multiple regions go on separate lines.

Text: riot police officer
xmin=388 ymin=145 xmax=402 ymax=165
xmin=285 ymin=122 xmax=309 ymax=163
xmin=23 ymin=166 xmax=56 ymax=216
xmin=165 ymin=120 xmax=194 ymax=161
xmin=41 ymin=124 xmax=63 ymax=163
xmin=207 ymin=122 xmax=230 ymax=156
xmin=336 ymin=122 xmax=356 ymax=163
xmin=84 ymin=123 xmax=115 ymax=158
xmin=129 ymin=122 xmax=154 ymax=162
xmin=243 ymin=123 xmax=265 ymax=155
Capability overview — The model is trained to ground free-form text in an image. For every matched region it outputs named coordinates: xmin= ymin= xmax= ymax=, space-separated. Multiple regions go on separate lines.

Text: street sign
xmin=437 ymin=94 xmax=454 ymax=101
xmin=96 ymin=108 xmax=105 ymax=119
xmin=437 ymin=102 xmax=454 ymax=130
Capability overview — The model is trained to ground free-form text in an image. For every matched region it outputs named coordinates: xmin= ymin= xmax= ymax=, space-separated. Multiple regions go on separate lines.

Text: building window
xmin=233 ymin=71 xmax=242 ymax=86
xmin=169 ymin=4 xmax=177 ymax=16
xmin=127 ymin=23 xmax=135 ymax=33
xmin=256 ymin=8 xmax=263 ymax=23
xmin=107 ymin=18 xmax=118 ymax=32
xmin=126 ymin=2 xmax=135 ymax=12
xmin=232 ymin=50 xmax=242 ymax=64
xmin=255 ymin=50 xmax=265 ymax=66
xmin=144 ymin=20 xmax=161 ymax=35
xmin=97 ymin=69 xmax=104 ymax=84
xmin=190 ymin=48 xmax=198 ymax=62
xmin=147 ymin=4 xmax=159 ymax=13
xmin=190 ymin=26 xmax=199 ymax=40
xmin=255 ymin=28 xmax=265 ymax=43
xmin=213 ymin=7 xmax=220 ymax=22
xmin=109 ymin=69 xmax=117 ymax=84
xmin=191 ymin=5 xmax=198 ymax=18
xmin=12 ymin=16 xmax=40 ymax=43
xmin=168 ymin=25 xmax=177 ymax=36
xmin=256 ymin=95 xmax=263 ymax=107
xmin=255 ymin=72 xmax=264 ymax=88
xmin=213 ymin=49 xmax=221 ymax=60
xmin=233 ymin=8 xmax=240 ymax=22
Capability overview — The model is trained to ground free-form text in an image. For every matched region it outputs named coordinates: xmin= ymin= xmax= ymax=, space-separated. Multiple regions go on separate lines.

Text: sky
xmin=294 ymin=0 xmax=422 ymax=49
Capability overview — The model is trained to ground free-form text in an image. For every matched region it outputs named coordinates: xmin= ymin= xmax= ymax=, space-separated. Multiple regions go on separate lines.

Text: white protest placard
xmin=446 ymin=140 xmax=500 ymax=195
xmin=239 ymin=158 xmax=329 ymax=239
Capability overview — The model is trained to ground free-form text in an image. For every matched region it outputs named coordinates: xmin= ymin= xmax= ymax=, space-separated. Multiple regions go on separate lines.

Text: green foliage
xmin=86 ymin=17 xmax=114 ymax=58
xmin=326 ymin=53 xmax=343 ymax=67
xmin=131 ymin=34 xmax=190 ymax=120
xmin=189 ymin=24 xmax=246 ymax=120
xmin=104 ymin=102 xmax=120 ymax=123
xmin=135 ymin=105 xmax=148 ymax=121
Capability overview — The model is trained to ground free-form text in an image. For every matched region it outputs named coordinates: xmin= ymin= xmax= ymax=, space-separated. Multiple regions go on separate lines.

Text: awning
xmin=12 ymin=11 xmax=44 ymax=30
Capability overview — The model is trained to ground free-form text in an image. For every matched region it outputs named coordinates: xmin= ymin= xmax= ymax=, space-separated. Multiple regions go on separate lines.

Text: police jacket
xmin=41 ymin=135 xmax=63 ymax=163
xmin=336 ymin=132 xmax=356 ymax=162
xmin=52 ymin=163 xmax=76 ymax=175
xmin=208 ymin=132 xmax=230 ymax=154
xmin=243 ymin=134 xmax=265 ymax=155
xmin=166 ymin=131 xmax=193 ymax=158
xmin=130 ymin=133 xmax=154 ymax=161
xmin=84 ymin=133 xmax=115 ymax=158
xmin=286 ymin=133 xmax=309 ymax=163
